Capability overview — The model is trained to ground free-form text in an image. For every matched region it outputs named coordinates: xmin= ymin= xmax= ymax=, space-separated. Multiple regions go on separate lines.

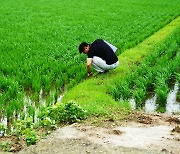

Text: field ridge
xmin=62 ymin=16 xmax=180 ymax=115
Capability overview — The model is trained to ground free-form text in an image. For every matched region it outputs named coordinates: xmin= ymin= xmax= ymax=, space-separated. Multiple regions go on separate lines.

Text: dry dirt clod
xmin=9 ymin=147 xmax=16 ymax=152
xmin=107 ymin=129 xmax=123 ymax=135
xmin=172 ymin=126 xmax=180 ymax=133
xmin=107 ymin=118 xmax=114 ymax=122
xmin=174 ymin=137 xmax=180 ymax=141
xmin=161 ymin=148 xmax=168 ymax=152
xmin=137 ymin=115 xmax=153 ymax=124
xmin=112 ymin=129 xmax=123 ymax=135
xmin=166 ymin=117 xmax=180 ymax=124
xmin=81 ymin=128 xmax=87 ymax=132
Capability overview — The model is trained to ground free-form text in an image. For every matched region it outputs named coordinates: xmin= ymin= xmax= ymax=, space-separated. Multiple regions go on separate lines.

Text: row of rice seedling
xmin=111 ymin=29 xmax=180 ymax=112
xmin=0 ymin=75 xmax=24 ymax=131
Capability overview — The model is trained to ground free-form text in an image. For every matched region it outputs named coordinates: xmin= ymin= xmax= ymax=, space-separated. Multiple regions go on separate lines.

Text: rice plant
xmin=112 ymin=28 xmax=180 ymax=112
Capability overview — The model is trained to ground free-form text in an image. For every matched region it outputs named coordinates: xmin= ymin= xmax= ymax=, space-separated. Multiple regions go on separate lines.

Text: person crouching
xmin=79 ymin=39 xmax=119 ymax=77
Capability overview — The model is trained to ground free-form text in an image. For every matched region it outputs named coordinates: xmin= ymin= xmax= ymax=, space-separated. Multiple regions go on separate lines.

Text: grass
xmin=62 ymin=16 xmax=180 ymax=117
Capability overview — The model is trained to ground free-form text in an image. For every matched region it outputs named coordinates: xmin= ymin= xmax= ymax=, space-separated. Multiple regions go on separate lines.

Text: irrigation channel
xmin=0 ymin=89 xmax=65 ymax=135
xmin=130 ymin=81 xmax=180 ymax=113
xmin=0 ymin=81 xmax=179 ymax=135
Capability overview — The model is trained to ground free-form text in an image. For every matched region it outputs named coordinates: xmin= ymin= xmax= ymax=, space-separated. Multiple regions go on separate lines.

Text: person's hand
xmin=88 ymin=72 xmax=93 ymax=77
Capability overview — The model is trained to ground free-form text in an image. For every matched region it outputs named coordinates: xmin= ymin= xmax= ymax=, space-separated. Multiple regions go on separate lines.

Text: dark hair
xmin=78 ymin=42 xmax=89 ymax=53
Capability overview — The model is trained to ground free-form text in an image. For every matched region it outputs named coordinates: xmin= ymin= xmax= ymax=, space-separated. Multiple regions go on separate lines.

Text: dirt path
xmin=17 ymin=112 xmax=180 ymax=154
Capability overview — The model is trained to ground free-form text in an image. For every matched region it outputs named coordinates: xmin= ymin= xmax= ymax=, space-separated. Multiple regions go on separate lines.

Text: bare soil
xmin=15 ymin=112 xmax=180 ymax=154
xmin=0 ymin=135 xmax=25 ymax=153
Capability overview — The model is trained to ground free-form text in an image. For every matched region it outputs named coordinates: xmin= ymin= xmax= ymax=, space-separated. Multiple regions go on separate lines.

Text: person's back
xmin=88 ymin=39 xmax=118 ymax=65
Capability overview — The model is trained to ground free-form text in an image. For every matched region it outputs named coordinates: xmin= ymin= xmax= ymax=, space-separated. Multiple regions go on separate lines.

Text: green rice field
xmin=0 ymin=0 xmax=180 ymax=136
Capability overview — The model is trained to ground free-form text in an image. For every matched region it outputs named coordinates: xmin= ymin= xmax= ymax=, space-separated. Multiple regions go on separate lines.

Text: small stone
xmin=113 ymin=129 xmax=123 ymax=135
xmin=9 ymin=147 xmax=16 ymax=152
xmin=161 ymin=148 xmax=168 ymax=152
xmin=172 ymin=126 xmax=180 ymax=133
